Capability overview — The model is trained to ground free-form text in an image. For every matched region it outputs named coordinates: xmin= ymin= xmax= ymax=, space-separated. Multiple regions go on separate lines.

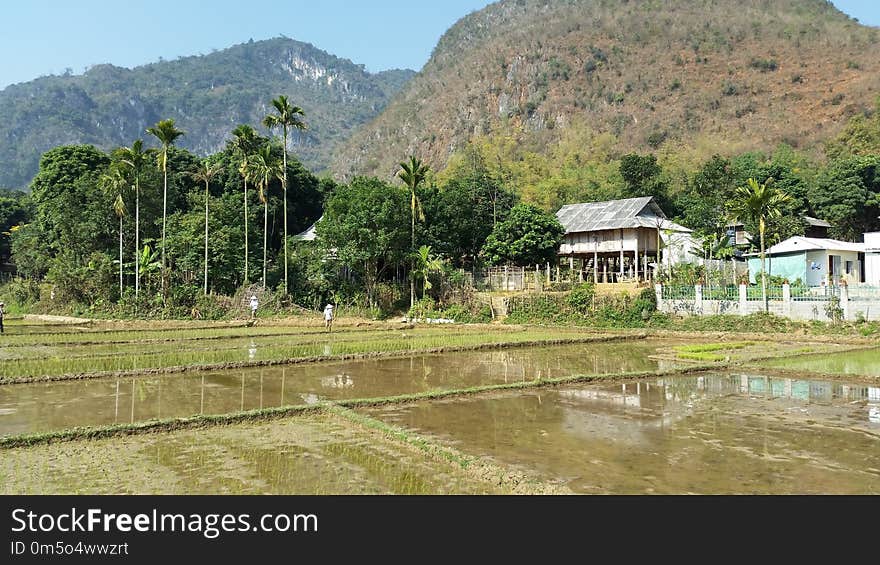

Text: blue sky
xmin=0 ymin=0 xmax=877 ymax=90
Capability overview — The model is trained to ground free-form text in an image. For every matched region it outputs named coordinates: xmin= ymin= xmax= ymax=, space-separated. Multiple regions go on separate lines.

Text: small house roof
xmin=745 ymin=236 xmax=865 ymax=256
xmin=803 ymin=216 xmax=831 ymax=228
xmin=556 ymin=196 xmax=691 ymax=234
xmin=294 ymin=216 xmax=321 ymax=241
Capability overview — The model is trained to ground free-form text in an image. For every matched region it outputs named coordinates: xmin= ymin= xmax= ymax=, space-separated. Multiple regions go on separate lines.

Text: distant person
xmin=323 ymin=303 xmax=334 ymax=332
xmin=0 ymin=302 xmax=4 ymax=334
xmin=249 ymin=295 xmax=259 ymax=320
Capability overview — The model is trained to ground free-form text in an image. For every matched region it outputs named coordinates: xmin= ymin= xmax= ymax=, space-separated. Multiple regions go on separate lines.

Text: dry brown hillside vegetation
xmin=332 ymin=0 xmax=880 ymax=180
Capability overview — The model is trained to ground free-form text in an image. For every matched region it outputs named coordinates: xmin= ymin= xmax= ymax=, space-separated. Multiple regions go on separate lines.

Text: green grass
xmin=672 ymin=341 xmax=755 ymax=363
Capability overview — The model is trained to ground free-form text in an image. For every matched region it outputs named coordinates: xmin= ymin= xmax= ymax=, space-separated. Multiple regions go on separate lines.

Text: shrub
xmin=566 ymin=283 xmax=595 ymax=315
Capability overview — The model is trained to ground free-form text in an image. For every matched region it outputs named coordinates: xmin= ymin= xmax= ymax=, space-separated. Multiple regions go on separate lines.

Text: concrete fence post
xmin=694 ymin=284 xmax=703 ymax=314
xmin=739 ymin=284 xmax=748 ymax=316
xmin=655 ymin=283 xmax=663 ymax=312
xmin=840 ymin=283 xmax=850 ymax=321
xmin=782 ymin=283 xmax=791 ymax=317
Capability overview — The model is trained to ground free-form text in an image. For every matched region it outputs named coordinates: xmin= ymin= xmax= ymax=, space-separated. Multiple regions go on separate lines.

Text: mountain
xmin=0 ymin=38 xmax=415 ymax=188
xmin=332 ymin=0 xmax=880 ymax=180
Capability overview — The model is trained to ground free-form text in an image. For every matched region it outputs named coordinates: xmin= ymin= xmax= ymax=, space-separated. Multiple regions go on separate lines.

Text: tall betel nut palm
xmin=263 ymin=95 xmax=306 ymax=295
xmin=730 ymin=177 xmax=791 ymax=313
xmin=249 ymin=144 xmax=284 ymax=289
xmin=397 ymin=155 xmax=430 ymax=312
xmin=146 ymin=118 xmax=185 ymax=301
xmin=100 ymin=167 xmax=129 ymax=297
xmin=229 ymin=124 xmax=260 ymax=285
xmin=190 ymin=160 xmax=222 ymax=295
xmin=117 ymin=139 xmax=149 ymax=299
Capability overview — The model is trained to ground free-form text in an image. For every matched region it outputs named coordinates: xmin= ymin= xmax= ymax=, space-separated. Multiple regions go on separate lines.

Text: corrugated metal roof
xmin=556 ymin=196 xmax=690 ymax=233
xmin=803 ymin=216 xmax=831 ymax=228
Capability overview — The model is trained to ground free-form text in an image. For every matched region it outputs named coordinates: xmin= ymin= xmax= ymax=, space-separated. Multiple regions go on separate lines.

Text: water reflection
xmin=0 ymin=340 xmax=680 ymax=436
xmin=373 ymin=373 xmax=880 ymax=494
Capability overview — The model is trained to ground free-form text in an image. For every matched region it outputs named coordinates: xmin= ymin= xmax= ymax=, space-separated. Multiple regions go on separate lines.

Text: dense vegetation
xmin=0 ymin=37 xmax=415 ymax=188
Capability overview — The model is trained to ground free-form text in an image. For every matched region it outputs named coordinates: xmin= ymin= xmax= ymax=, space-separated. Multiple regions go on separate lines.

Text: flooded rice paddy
xmin=367 ymin=373 xmax=880 ymax=493
xmin=2 ymin=321 xmax=878 ymax=494
xmin=0 ymin=340 xmax=683 ymax=435
xmin=759 ymin=347 xmax=880 ymax=376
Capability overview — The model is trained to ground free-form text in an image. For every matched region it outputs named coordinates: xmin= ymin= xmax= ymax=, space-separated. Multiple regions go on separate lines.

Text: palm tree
xmin=190 ymin=160 xmax=222 ymax=295
xmin=397 ymin=155 xmax=430 ymax=312
xmin=248 ymin=144 xmax=283 ymax=289
xmin=229 ymin=125 xmax=260 ymax=285
xmin=117 ymin=139 xmax=149 ymax=298
xmin=100 ymin=167 xmax=128 ymax=297
xmin=414 ymin=245 xmax=444 ymax=300
xmin=146 ymin=118 xmax=185 ymax=300
xmin=729 ymin=177 xmax=791 ymax=312
xmin=263 ymin=95 xmax=307 ymax=295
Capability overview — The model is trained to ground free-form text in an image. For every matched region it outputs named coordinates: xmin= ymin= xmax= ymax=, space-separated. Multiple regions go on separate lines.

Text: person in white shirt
xmin=323 ymin=303 xmax=334 ymax=332
xmin=249 ymin=295 xmax=259 ymax=319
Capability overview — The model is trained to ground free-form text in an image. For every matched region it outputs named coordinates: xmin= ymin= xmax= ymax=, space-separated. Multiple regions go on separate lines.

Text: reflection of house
xmin=745 ymin=236 xmax=865 ymax=286
xmin=555 ymin=196 xmax=697 ymax=282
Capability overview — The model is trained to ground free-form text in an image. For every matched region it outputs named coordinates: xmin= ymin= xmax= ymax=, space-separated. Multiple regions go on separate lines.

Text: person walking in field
xmin=323 ymin=303 xmax=334 ymax=332
xmin=249 ymin=295 xmax=259 ymax=320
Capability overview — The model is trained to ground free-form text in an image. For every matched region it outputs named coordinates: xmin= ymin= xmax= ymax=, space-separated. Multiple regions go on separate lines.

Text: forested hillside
xmin=333 ymin=0 xmax=880 ymax=180
xmin=0 ymin=38 xmax=414 ymax=188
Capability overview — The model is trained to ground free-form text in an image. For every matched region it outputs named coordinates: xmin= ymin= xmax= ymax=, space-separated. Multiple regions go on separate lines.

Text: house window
xmin=845 ymin=260 xmax=853 ymax=275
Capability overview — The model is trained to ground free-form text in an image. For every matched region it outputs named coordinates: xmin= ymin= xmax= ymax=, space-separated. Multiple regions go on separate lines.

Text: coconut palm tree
xmin=263 ymin=95 xmax=307 ymax=295
xmin=100 ymin=167 xmax=129 ymax=296
xmin=229 ymin=125 xmax=260 ymax=285
xmin=397 ymin=155 xmax=430 ymax=311
xmin=729 ymin=177 xmax=791 ymax=312
xmin=117 ymin=139 xmax=150 ymax=298
xmin=146 ymin=118 xmax=185 ymax=300
xmin=248 ymin=144 xmax=283 ymax=289
xmin=190 ymin=160 xmax=222 ymax=295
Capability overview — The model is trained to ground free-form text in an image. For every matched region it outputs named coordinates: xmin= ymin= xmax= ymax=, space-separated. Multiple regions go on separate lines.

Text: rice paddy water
xmin=1 ymin=321 xmax=878 ymax=494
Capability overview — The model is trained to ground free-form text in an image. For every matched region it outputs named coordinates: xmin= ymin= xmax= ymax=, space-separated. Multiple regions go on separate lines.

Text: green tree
xmin=397 ymin=155 xmax=430 ymax=310
xmin=619 ymin=153 xmax=672 ymax=212
xmin=115 ymin=140 xmax=151 ymax=298
xmin=317 ymin=177 xmax=409 ymax=307
xmin=29 ymin=145 xmax=112 ymax=268
xmin=811 ymin=155 xmax=880 ymax=240
xmin=228 ymin=125 xmax=261 ymax=285
xmin=263 ymin=95 xmax=307 ymax=295
xmin=728 ymin=178 xmax=791 ymax=312
xmin=190 ymin=160 xmax=222 ymax=295
xmin=248 ymin=144 xmax=283 ymax=288
xmin=0 ymin=190 xmax=32 ymax=265
xmin=413 ymin=245 xmax=444 ymax=301
xmin=423 ymin=171 xmax=515 ymax=267
xmin=481 ymin=203 xmax=565 ymax=266
xmin=146 ymin=118 xmax=185 ymax=299
xmin=100 ymin=167 xmax=129 ymax=296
